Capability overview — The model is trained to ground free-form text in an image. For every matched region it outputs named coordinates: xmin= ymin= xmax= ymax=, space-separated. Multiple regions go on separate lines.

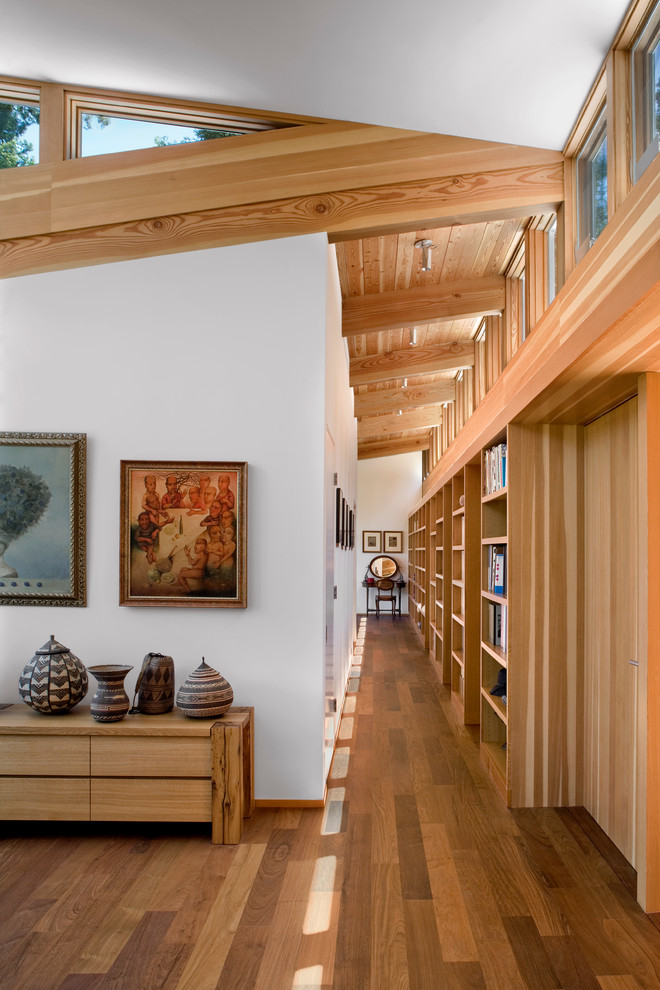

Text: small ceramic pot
xmin=176 ymin=658 xmax=233 ymax=718
xmin=88 ymin=665 xmax=133 ymax=722
xmin=131 ymin=653 xmax=175 ymax=715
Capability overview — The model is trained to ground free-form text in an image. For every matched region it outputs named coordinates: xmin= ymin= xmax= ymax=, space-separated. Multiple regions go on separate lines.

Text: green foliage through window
xmin=0 ymin=103 xmax=40 ymax=169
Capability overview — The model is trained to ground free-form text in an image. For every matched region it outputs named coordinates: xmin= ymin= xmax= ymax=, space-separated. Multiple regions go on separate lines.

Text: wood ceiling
xmin=335 ymin=217 xmax=531 ymax=459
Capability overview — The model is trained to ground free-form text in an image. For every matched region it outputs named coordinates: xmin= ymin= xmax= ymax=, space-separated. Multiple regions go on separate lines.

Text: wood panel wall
xmin=583 ymin=398 xmax=638 ymax=866
xmin=508 ymin=423 xmax=584 ymax=808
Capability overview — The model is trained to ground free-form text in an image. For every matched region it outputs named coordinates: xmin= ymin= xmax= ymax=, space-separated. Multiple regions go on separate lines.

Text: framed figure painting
xmin=120 ymin=460 xmax=247 ymax=607
xmin=0 ymin=432 xmax=86 ymax=606
xmin=362 ymin=530 xmax=382 ymax=553
xmin=384 ymin=530 xmax=403 ymax=553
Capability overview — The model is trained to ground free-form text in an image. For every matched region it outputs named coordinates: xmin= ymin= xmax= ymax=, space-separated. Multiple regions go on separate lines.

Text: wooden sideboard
xmin=0 ymin=704 xmax=254 ymax=843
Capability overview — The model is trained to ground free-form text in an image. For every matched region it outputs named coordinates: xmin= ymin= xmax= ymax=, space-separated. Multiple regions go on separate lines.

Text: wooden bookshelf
xmin=407 ymin=503 xmax=428 ymax=647
xmin=450 ymin=462 xmax=480 ymax=722
xmin=480 ymin=433 xmax=509 ymax=802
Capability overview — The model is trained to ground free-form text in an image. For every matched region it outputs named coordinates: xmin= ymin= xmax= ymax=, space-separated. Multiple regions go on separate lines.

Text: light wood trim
xmin=342 ymin=277 xmax=505 ymax=337
xmin=358 ymin=436 xmax=430 ymax=459
xmin=39 ymin=83 xmax=66 ymax=164
xmin=607 ymin=49 xmax=633 ymax=217
xmin=354 ymin=382 xmax=455 ymax=418
xmin=563 ymin=71 xmax=607 ymax=158
xmin=358 ymin=407 xmax=444 ymax=439
xmin=610 ymin=0 xmax=659 ymax=49
xmin=350 ymin=342 xmax=474 ymax=387
xmin=417 ymin=153 xmax=660 ymax=502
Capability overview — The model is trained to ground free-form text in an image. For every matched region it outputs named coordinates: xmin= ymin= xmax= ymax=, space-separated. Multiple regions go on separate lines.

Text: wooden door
xmin=584 ymin=398 xmax=638 ymax=866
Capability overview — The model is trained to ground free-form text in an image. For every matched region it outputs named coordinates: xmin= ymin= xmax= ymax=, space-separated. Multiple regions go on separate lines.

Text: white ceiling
xmin=5 ymin=0 xmax=631 ymax=150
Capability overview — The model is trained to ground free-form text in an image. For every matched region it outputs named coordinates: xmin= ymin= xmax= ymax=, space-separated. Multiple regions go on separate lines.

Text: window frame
xmin=631 ymin=0 xmax=660 ymax=181
xmin=576 ymin=105 xmax=608 ymax=260
xmin=0 ymin=82 xmax=40 ymax=168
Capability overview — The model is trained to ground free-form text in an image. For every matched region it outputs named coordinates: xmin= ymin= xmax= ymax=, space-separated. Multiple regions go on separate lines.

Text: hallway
xmin=3 ymin=615 xmax=660 ymax=988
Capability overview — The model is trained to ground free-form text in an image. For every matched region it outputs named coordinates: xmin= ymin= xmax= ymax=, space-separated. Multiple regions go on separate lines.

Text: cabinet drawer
xmin=91 ymin=737 xmax=211 ymax=777
xmin=0 ymin=735 xmax=89 ymax=776
xmin=91 ymin=778 xmax=211 ymax=822
xmin=0 ymin=777 xmax=90 ymax=819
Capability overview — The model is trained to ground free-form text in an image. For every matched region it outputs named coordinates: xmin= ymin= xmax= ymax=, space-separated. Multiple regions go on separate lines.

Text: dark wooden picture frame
xmin=0 ymin=432 xmax=86 ymax=607
xmin=120 ymin=460 xmax=247 ymax=607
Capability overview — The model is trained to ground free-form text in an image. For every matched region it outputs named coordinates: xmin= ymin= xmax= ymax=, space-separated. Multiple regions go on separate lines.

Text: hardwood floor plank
xmin=239 ymin=829 xmax=296 ymax=926
xmin=55 ymin=976 xmax=105 ymax=990
xmin=542 ymin=934 xmax=605 ymax=990
xmin=173 ymin=842 xmax=266 ymax=990
xmin=96 ymin=910 xmax=176 ymax=989
xmin=403 ymin=900 xmax=445 ymax=990
xmin=333 ymin=812 xmax=372 ymax=990
xmin=421 ymin=822 xmax=479 ymax=962
xmin=370 ymin=862 xmax=410 ymax=990
xmin=501 ymin=915 xmax=562 ymax=988
xmin=395 ymin=794 xmax=433 ymax=900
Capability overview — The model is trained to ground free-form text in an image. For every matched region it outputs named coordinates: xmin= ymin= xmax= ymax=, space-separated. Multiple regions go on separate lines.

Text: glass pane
xmin=632 ymin=1 xmax=660 ymax=175
xmin=0 ymin=102 xmax=39 ymax=169
xmin=577 ymin=109 xmax=607 ymax=249
xmin=591 ymin=136 xmax=608 ymax=240
xmin=80 ymin=114 xmax=240 ymax=157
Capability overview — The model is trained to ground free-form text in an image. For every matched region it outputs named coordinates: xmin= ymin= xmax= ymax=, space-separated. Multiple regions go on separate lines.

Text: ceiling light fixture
xmin=414 ymin=238 xmax=435 ymax=271
xmin=410 ymin=327 xmax=417 ymax=346
xmin=402 ymin=378 xmax=408 ymax=388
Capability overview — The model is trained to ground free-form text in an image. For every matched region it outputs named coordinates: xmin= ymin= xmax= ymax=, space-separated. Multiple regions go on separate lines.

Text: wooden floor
xmin=3 ymin=615 xmax=660 ymax=989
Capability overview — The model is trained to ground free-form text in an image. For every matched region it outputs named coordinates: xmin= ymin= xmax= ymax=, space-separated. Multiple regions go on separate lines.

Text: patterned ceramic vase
xmin=176 ymin=658 xmax=233 ymax=718
xmin=19 ymin=635 xmax=89 ymax=714
xmin=88 ymin=665 xmax=133 ymax=722
xmin=131 ymin=653 xmax=175 ymax=714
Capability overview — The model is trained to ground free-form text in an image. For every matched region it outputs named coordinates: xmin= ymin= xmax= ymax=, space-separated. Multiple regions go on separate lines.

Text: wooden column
xmin=39 ymin=83 xmax=66 ymax=164
xmin=639 ymin=374 xmax=660 ymax=911
xmin=524 ymin=228 xmax=548 ymax=335
xmin=607 ymin=49 xmax=633 ymax=217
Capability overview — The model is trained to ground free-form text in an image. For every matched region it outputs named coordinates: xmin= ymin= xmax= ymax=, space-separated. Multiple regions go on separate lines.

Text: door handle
xmin=628 ymin=659 xmax=640 ymax=667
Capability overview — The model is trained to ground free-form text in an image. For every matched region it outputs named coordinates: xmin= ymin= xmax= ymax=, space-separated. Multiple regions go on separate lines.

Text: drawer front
xmin=0 ymin=735 xmax=89 ymax=776
xmin=0 ymin=777 xmax=90 ymax=819
xmin=91 ymin=778 xmax=211 ymax=822
xmin=91 ymin=736 xmax=211 ymax=778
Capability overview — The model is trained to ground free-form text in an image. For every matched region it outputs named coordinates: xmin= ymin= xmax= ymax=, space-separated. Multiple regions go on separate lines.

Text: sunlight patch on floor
xmin=321 ymin=787 xmax=345 ymax=835
xmin=292 ymin=965 xmax=324 ymax=988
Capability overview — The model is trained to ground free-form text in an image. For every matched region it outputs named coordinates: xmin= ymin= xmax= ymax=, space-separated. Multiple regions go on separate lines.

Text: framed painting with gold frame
xmin=120 ymin=460 xmax=247 ymax=607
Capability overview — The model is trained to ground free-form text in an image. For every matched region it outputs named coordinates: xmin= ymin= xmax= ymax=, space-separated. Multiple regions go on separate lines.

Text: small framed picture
xmin=362 ymin=530 xmax=382 ymax=553
xmin=384 ymin=530 xmax=403 ymax=553
xmin=348 ymin=509 xmax=354 ymax=549
xmin=335 ymin=488 xmax=342 ymax=546
xmin=0 ymin=432 xmax=86 ymax=607
xmin=120 ymin=460 xmax=247 ymax=608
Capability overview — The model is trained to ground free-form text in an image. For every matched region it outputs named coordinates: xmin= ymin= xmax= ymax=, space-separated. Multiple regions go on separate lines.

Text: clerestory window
xmin=576 ymin=107 xmax=608 ymax=258
xmin=632 ymin=0 xmax=660 ymax=181
xmin=0 ymin=85 xmax=40 ymax=169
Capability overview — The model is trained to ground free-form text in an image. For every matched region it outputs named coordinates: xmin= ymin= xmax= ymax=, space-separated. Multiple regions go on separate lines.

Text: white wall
xmin=324 ymin=246 xmax=357 ymax=766
xmin=0 ymin=234 xmax=349 ymax=801
xmin=356 ymin=453 xmax=422 ymax=614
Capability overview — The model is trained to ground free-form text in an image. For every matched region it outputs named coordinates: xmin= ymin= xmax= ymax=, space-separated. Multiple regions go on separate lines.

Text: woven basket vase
xmin=176 ymin=658 xmax=233 ymax=718
xmin=19 ymin=635 xmax=88 ymax=714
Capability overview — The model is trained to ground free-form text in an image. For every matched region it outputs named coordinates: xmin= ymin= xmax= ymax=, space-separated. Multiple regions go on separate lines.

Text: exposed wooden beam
xmin=354 ymin=382 xmax=455 ymax=418
xmin=358 ymin=435 xmax=430 ymax=459
xmin=343 ymin=277 xmax=504 ymax=337
xmin=350 ymin=342 xmax=474 ymax=388
xmin=0 ymin=119 xmax=564 ymax=278
xmin=0 ymin=122 xmax=564 ymax=240
xmin=358 ymin=407 xmax=444 ymax=439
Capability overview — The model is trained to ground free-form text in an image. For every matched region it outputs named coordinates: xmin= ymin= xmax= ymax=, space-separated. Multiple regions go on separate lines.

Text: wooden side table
xmin=0 ymin=704 xmax=254 ymax=844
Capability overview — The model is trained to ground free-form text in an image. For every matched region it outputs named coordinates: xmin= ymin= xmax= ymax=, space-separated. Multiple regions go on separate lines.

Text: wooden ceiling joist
xmin=342 ymin=277 xmax=505 ymax=337
xmin=354 ymin=381 xmax=455 ymax=418
xmin=350 ymin=342 xmax=474 ymax=387
xmin=358 ymin=406 xmax=444 ymax=439
xmin=358 ymin=435 xmax=431 ymax=460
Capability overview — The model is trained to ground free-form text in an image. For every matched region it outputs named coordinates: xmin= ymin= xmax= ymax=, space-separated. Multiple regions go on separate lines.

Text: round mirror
xmin=369 ymin=555 xmax=398 ymax=579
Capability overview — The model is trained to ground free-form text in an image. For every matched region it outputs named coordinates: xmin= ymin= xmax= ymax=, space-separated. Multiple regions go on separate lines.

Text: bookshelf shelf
xmin=481 ymin=688 xmax=508 ymax=724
